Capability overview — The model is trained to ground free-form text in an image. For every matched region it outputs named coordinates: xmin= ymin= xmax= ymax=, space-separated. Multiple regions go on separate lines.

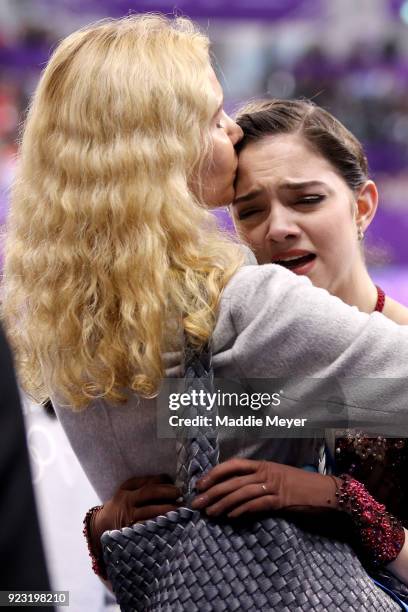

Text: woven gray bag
xmin=101 ymin=347 xmax=400 ymax=611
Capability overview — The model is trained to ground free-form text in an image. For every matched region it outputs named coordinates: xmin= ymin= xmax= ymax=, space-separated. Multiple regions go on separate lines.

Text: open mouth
xmin=273 ymin=253 xmax=316 ymax=270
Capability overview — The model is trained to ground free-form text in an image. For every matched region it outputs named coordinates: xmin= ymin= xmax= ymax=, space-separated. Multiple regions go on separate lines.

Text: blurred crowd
xmin=3 ymin=26 xmax=408 ymax=168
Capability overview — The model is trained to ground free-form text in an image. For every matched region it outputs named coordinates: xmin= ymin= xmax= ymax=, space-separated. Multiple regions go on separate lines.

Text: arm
xmin=387 ymin=531 xmax=408 ymax=584
xmin=216 ymin=264 xmax=408 ymax=435
xmin=192 ymin=458 xmax=407 ymax=584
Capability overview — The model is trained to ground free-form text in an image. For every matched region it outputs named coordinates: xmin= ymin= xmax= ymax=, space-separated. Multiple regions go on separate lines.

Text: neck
xmin=333 ymin=261 xmax=378 ymax=314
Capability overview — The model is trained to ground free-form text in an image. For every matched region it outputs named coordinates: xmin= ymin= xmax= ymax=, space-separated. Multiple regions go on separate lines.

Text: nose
xmin=265 ymin=208 xmax=300 ymax=243
xmin=226 ymin=116 xmax=244 ymax=146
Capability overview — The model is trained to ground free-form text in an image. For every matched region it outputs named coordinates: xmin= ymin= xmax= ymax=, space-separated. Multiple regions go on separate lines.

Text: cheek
xmin=212 ymin=136 xmax=234 ymax=174
xmin=235 ymin=223 xmax=268 ymax=258
xmin=310 ymin=206 xmax=356 ymax=260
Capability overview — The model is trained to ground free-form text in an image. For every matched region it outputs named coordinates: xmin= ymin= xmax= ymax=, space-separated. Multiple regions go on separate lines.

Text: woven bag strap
xmin=175 ymin=343 xmax=219 ymax=505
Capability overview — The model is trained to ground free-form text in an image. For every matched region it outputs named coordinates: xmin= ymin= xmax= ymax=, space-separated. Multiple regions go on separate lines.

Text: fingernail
xmin=191 ymin=495 xmax=207 ymax=509
xmin=197 ymin=477 xmax=209 ymax=490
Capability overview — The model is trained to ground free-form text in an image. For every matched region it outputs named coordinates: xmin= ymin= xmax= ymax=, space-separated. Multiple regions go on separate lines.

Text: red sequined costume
xmin=332 ymin=287 xmax=406 ymax=567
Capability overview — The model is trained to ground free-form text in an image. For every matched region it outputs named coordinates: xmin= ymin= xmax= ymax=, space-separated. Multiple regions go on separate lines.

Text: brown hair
xmin=235 ymin=99 xmax=369 ymax=192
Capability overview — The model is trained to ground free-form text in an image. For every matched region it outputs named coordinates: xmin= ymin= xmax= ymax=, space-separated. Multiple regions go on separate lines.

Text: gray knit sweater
xmin=53 ymin=263 xmax=408 ymax=501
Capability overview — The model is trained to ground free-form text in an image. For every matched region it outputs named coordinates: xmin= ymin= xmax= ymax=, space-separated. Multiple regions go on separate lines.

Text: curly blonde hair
xmin=2 ymin=14 xmax=243 ymax=409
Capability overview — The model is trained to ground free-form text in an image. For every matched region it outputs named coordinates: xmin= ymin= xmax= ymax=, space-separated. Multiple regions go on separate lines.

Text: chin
xmin=204 ymin=181 xmax=235 ymax=208
xmin=207 ymin=195 xmax=232 ymax=209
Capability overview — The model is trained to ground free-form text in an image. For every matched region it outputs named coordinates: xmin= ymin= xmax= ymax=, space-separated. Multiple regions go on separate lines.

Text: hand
xmin=191 ymin=458 xmax=339 ymax=518
xmin=90 ymin=474 xmax=181 ymax=557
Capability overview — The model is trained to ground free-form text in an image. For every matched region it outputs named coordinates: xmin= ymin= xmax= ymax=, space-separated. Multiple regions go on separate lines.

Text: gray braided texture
xmin=102 ymin=348 xmax=399 ymax=611
xmin=102 ymin=509 xmax=399 ymax=611
xmin=175 ymin=346 xmax=219 ymax=504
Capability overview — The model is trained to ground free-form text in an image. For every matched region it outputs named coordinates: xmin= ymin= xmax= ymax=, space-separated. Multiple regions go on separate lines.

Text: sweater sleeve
xmin=215 ymin=264 xmax=408 ymax=435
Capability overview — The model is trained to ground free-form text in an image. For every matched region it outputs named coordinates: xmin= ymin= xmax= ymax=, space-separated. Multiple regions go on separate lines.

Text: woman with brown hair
xmin=216 ymin=98 xmax=408 ymax=588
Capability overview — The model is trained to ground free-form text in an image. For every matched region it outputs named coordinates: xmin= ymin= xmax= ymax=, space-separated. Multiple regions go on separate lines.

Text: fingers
xmin=129 ymin=483 xmax=182 ymax=506
xmin=192 ymin=474 xmax=257 ymax=509
xmin=119 ymin=473 xmax=173 ymax=491
xmin=228 ymin=495 xmax=279 ymax=518
xmin=132 ymin=504 xmax=180 ymax=523
xmin=194 ymin=482 xmax=271 ymax=516
xmin=197 ymin=458 xmax=258 ymax=491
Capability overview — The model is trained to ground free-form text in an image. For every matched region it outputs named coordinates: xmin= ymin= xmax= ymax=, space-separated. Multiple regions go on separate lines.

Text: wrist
xmin=305 ymin=473 xmax=340 ymax=509
xmin=83 ymin=505 xmax=107 ymax=579
xmin=335 ymin=474 xmax=405 ymax=566
xmin=283 ymin=473 xmax=341 ymax=512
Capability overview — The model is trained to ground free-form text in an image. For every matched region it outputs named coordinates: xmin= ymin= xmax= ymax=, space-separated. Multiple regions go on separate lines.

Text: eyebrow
xmin=281 ymin=180 xmax=328 ymax=190
xmin=233 ymin=188 xmax=263 ymax=205
xmin=233 ymin=180 xmax=329 ymax=205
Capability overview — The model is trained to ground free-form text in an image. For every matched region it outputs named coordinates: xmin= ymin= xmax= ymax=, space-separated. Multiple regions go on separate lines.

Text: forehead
xmin=237 ymin=133 xmax=338 ymax=181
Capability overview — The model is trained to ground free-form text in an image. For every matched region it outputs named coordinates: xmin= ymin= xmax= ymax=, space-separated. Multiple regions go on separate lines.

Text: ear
xmin=355 ymin=180 xmax=378 ymax=231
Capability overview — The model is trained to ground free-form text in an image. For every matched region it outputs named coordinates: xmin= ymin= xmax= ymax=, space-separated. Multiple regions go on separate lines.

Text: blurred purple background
xmin=2 ymin=4 xmax=407 ymax=609
xmin=0 ymin=0 xmax=407 ymax=302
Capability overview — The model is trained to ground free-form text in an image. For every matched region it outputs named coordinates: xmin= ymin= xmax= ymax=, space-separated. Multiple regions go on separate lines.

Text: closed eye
xmin=215 ymin=109 xmax=226 ymax=129
xmin=235 ymin=207 xmax=262 ymax=220
xmin=295 ymin=194 xmax=325 ymax=205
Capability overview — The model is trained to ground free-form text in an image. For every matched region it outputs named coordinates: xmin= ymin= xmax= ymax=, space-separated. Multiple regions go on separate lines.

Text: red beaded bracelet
xmin=83 ymin=505 xmax=108 ymax=579
xmin=335 ymin=474 xmax=405 ymax=566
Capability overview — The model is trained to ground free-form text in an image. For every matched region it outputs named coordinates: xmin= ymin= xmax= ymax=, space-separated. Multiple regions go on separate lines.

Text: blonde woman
xmin=3 ymin=14 xmax=408 ymax=588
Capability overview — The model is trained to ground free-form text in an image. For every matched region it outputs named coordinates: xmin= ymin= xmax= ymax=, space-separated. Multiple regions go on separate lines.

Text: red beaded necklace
xmin=374 ymin=285 xmax=385 ymax=313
